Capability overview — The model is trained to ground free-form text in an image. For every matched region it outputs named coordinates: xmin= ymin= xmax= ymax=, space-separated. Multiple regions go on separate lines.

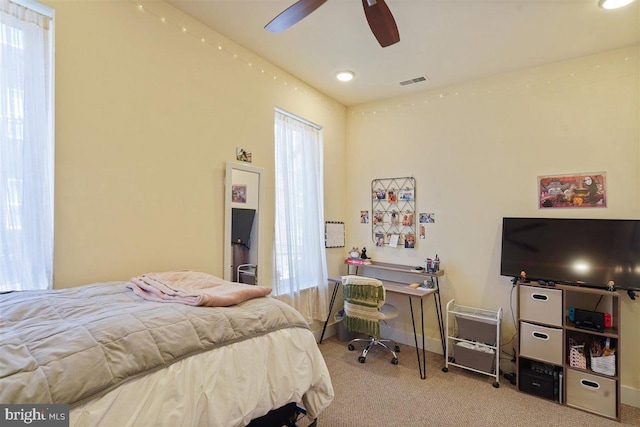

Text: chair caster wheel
xmin=493 ymin=382 xmax=500 ymax=388
xmin=348 ymin=344 xmax=355 ymax=351
xmin=391 ymin=357 xmax=399 ymax=365
xmin=442 ymin=367 xmax=448 ymax=372
xmin=358 ymin=356 xmax=366 ymax=363
xmin=394 ymin=345 xmax=400 ymax=352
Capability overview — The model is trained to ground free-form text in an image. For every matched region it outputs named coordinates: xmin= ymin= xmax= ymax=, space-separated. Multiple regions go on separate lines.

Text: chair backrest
xmin=341 ymin=275 xmax=386 ymax=338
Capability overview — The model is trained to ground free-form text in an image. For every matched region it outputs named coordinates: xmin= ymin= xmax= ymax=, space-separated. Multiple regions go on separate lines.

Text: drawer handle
xmin=532 ymin=331 xmax=549 ymax=340
xmin=580 ymin=379 xmax=601 ymax=390
xmin=531 ymin=293 xmax=549 ymax=302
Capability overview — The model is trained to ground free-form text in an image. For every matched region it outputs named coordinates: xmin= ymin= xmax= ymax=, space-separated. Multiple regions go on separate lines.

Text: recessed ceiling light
xmin=336 ymin=71 xmax=355 ymax=82
xmin=599 ymin=0 xmax=635 ymax=9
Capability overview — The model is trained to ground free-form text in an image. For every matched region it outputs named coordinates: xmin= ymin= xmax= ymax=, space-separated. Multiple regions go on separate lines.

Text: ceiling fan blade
xmin=361 ymin=0 xmax=400 ymax=47
xmin=265 ymin=0 xmax=328 ymax=33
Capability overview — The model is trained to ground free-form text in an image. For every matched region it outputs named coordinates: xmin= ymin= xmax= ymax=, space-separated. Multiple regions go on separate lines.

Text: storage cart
xmin=442 ymin=299 xmax=502 ymax=388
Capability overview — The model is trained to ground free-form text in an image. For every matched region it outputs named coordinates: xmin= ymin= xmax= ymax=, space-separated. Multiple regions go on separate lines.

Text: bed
xmin=0 ymin=273 xmax=334 ymax=426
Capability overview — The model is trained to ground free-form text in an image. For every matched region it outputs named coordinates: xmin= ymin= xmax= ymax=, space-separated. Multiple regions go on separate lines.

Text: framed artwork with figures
xmin=538 ymin=172 xmax=606 ymax=209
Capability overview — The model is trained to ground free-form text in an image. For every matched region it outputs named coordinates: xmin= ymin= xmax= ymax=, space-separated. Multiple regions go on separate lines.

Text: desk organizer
xmin=569 ymin=345 xmax=587 ymax=369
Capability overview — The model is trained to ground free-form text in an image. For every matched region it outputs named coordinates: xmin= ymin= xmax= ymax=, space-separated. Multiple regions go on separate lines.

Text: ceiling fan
xmin=265 ymin=0 xmax=400 ymax=48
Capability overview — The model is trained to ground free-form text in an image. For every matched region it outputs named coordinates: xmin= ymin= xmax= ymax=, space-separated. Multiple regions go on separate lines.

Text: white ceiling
xmin=166 ymin=0 xmax=640 ymax=107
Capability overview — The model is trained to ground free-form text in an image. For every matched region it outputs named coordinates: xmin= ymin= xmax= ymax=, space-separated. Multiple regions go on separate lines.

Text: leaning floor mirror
xmin=224 ymin=161 xmax=263 ymax=285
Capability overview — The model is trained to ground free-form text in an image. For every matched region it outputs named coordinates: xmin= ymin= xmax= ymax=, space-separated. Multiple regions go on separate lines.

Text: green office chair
xmin=342 ymin=275 xmax=400 ymax=364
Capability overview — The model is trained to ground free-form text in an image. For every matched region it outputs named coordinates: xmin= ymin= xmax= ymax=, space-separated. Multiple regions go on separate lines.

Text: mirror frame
xmin=224 ymin=161 xmax=264 ymax=283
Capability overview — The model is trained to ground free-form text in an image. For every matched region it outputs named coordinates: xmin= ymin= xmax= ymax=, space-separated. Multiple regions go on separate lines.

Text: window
xmin=273 ymin=109 xmax=328 ymax=322
xmin=0 ymin=0 xmax=54 ymax=292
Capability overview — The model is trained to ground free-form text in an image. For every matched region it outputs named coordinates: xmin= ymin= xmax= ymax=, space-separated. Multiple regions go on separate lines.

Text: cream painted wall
xmin=49 ymin=0 xmax=347 ymax=287
xmin=346 ymin=46 xmax=639 ymax=398
xmin=45 ymin=0 xmax=638 ymax=403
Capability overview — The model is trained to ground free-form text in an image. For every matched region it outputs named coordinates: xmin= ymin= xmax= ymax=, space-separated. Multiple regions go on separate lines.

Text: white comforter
xmin=70 ymin=326 xmax=333 ymax=427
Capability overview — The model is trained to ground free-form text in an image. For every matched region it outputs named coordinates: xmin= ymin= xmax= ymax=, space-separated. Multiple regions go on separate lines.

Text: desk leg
xmin=319 ymin=280 xmax=340 ymax=344
xmin=409 ymin=297 xmax=427 ymax=380
xmin=434 ymin=289 xmax=446 ymax=355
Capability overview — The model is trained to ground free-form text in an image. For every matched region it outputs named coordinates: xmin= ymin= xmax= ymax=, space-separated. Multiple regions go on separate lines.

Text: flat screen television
xmin=500 ymin=217 xmax=640 ymax=290
xmin=231 ymin=208 xmax=256 ymax=248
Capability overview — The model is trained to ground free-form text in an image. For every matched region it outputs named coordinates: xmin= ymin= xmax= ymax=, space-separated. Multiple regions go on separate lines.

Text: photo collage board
xmin=371 ymin=177 xmax=416 ymax=248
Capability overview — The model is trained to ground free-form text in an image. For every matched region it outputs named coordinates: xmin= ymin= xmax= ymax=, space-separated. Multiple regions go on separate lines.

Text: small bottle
xmin=434 ymin=254 xmax=440 ymax=272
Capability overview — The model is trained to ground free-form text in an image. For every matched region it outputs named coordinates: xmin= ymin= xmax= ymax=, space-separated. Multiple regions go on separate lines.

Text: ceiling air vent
xmin=399 ymin=76 xmax=428 ymax=86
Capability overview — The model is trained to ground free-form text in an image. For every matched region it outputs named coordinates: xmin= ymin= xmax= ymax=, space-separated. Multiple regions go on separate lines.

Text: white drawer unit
xmin=519 ymin=285 xmax=563 ymax=327
xmin=566 ymin=369 xmax=617 ymax=419
xmin=519 ymin=321 xmax=562 ymax=365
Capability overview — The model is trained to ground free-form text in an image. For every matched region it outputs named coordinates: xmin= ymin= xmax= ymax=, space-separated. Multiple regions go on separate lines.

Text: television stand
xmin=516 ymin=282 xmax=622 ymax=420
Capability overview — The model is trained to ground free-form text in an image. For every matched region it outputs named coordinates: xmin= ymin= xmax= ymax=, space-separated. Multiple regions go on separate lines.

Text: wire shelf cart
xmin=442 ymin=299 xmax=502 ymax=388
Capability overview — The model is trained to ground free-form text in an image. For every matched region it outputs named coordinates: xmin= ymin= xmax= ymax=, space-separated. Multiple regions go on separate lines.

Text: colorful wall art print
xmin=538 ymin=172 xmax=606 ymax=209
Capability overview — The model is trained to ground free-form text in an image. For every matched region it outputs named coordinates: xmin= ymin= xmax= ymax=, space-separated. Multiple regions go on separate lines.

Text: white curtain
xmin=0 ymin=0 xmax=53 ymax=292
xmin=273 ymin=110 xmax=328 ymax=323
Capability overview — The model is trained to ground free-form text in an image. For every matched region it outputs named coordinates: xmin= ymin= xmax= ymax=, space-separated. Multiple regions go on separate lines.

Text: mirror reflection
xmin=224 ymin=161 xmax=262 ymax=284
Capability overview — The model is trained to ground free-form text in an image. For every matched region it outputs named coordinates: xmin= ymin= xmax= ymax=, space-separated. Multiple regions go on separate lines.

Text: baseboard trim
xmin=622 ymin=384 xmax=640 ymax=409
xmin=384 ymin=327 xmax=444 ymax=355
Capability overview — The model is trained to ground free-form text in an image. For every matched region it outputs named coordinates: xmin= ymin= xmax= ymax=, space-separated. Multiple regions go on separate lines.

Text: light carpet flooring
xmin=308 ymin=336 xmax=640 ymax=427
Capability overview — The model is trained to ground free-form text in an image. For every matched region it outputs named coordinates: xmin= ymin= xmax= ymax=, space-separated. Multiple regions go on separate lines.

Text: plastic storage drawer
xmin=454 ymin=343 xmax=495 ymax=373
xmin=456 ymin=315 xmax=497 ymax=346
xmin=566 ymin=368 xmax=617 ymax=419
xmin=519 ymin=321 xmax=563 ymax=365
xmin=519 ymin=285 xmax=563 ymax=327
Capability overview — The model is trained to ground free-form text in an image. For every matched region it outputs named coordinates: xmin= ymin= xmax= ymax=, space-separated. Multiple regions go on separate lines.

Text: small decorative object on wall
xmin=371 ymin=177 xmax=416 ymax=246
xmin=231 ymin=185 xmax=247 ymax=203
xmin=419 ymin=224 xmax=426 ymax=239
xmin=387 ymin=189 xmax=397 ymax=203
xmin=360 ymin=210 xmax=369 ymax=223
xmin=324 ymin=221 xmax=345 ymax=248
xmin=538 ymin=172 xmax=606 ymax=209
xmin=372 ymin=188 xmax=387 ymax=200
xmin=236 ymin=147 xmax=252 ymax=163
xmin=399 ymin=188 xmax=414 ymax=200
xmin=373 ymin=210 xmax=384 ymax=225
xmin=402 ymin=211 xmax=414 ymax=226
xmin=420 ymin=213 xmax=435 ymax=223
xmin=404 ymin=233 xmax=415 ymax=248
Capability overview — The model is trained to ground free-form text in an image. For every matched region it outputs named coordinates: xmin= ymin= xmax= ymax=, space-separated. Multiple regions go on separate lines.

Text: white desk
xmin=320 ymin=262 xmax=445 ymax=379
